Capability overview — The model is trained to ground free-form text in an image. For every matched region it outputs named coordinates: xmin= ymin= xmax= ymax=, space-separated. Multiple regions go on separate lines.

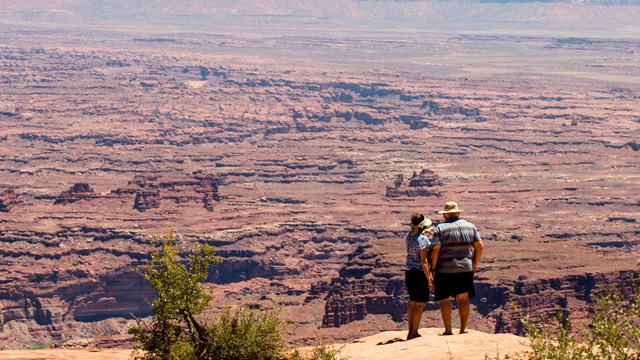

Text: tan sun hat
xmin=416 ymin=216 xmax=432 ymax=227
xmin=411 ymin=213 xmax=432 ymax=227
xmin=438 ymin=201 xmax=464 ymax=214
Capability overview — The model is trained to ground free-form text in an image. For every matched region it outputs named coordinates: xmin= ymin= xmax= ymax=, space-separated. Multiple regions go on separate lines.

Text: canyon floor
xmin=0 ymin=8 xmax=639 ymax=350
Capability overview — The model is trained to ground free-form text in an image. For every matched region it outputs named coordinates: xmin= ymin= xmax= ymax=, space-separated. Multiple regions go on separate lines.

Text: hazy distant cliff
xmin=2 ymin=0 xmax=640 ymax=31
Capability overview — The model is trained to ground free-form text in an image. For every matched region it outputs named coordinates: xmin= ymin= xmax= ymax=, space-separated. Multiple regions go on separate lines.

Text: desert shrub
xmin=309 ymin=340 xmax=349 ymax=360
xmin=522 ymin=263 xmax=640 ymax=360
xmin=590 ymin=285 xmax=640 ymax=359
xmin=522 ymin=313 xmax=592 ymax=360
xmin=129 ymin=227 xmax=223 ymax=360
xmin=206 ymin=306 xmax=286 ymax=360
xmin=129 ymin=227 xmax=289 ymax=360
xmin=29 ymin=342 xmax=52 ymax=350
xmin=289 ymin=340 xmax=349 ymax=360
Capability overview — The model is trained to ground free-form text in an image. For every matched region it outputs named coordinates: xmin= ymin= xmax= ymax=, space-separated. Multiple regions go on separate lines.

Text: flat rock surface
xmin=339 ymin=328 xmax=529 ymax=360
xmin=0 ymin=328 xmax=529 ymax=360
xmin=0 ymin=349 xmax=131 ymax=360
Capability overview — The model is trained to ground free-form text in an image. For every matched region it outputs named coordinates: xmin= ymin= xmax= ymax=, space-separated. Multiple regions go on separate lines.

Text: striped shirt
xmin=405 ymin=232 xmax=431 ymax=271
xmin=431 ymin=219 xmax=481 ymax=273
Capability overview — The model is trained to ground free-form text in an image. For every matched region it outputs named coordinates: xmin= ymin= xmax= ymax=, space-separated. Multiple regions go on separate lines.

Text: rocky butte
xmin=0 ymin=0 xmax=639 ymax=351
xmin=0 ymin=189 xmax=19 ymax=212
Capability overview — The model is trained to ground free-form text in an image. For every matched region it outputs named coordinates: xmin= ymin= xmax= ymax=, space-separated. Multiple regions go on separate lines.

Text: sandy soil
xmin=0 ymin=349 xmax=132 ymax=360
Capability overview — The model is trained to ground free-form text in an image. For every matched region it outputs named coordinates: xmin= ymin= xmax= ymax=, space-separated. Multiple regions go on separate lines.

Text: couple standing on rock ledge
xmin=404 ymin=201 xmax=484 ymax=340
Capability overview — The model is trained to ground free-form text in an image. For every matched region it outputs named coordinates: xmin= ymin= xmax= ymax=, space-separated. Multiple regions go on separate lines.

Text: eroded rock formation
xmin=625 ymin=140 xmax=639 ymax=151
xmin=386 ymin=169 xmax=443 ymax=198
xmin=115 ymin=174 xmax=220 ymax=212
xmin=0 ymin=189 xmax=19 ymax=212
xmin=322 ymin=244 xmax=408 ymax=327
xmin=54 ymin=183 xmax=97 ymax=205
xmin=321 ymin=243 xmax=637 ymax=335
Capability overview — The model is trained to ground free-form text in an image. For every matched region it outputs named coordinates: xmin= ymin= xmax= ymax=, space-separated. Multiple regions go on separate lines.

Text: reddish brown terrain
xmin=0 ymin=0 xmax=639 ymax=351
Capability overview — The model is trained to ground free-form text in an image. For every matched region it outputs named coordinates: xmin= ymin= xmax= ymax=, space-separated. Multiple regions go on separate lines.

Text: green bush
xmin=289 ymin=340 xmax=349 ymax=360
xmin=206 ymin=306 xmax=286 ymax=360
xmin=309 ymin=340 xmax=349 ymax=360
xmin=129 ymin=227 xmax=223 ymax=360
xmin=522 ymin=264 xmax=640 ymax=360
xmin=522 ymin=313 xmax=592 ymax=360
xmin=129 ymin=227 xmax=288 ymax=360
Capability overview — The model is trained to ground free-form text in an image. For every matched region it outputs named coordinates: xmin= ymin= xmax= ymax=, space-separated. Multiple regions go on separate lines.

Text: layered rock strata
xmin=321 ymin=242 xmax=638 ymax=334
xmin=116 ymin=174 xmax=220 ymax=212
xmin=54 ymin=183 xmax=97 ymax=205
xmin=386 ymin=169 xmax=443 ymax=198
xmin=0 ymin=189 xmax=19 ymax=212
xmin=0 ymin=29 xmax=639 ymax=349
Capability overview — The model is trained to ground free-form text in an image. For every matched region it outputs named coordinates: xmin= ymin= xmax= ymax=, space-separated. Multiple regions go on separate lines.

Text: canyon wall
xmin=0 ymin=28 xmax=639 ymax=349
xmin=321 ymin=241 xmax=638 ymax=334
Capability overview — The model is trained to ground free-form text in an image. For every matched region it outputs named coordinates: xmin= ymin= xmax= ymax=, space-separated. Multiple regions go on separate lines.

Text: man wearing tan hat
xmin=429 ymin=201 xmax=483 ymax=335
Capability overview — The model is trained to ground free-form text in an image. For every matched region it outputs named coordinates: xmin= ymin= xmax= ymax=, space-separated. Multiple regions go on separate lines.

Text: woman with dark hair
xmin=404 ymin=213 xmax=434 ymax=340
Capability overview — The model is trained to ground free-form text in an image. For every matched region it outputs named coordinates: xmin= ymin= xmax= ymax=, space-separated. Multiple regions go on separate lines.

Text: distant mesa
xmin=52 ymin=174 xmax=221 ymax=211
xmin=260 ymin=197 xmax=306 ymax=204
xmin=353 ymin=111 xmax=384 ymax=126
xmin=54 ymin=183 xmax=97 ymax=205
xmin=422 ymin=100 xmax=480 ymax=118
xmin=322 ymin=244 xmax=405 ymax=328
xmin=0 ymin=189 xmax=19 ymax=212
xmin=133 ymin=189 xmax=161 ymax=212
xmin=323 ymin=296 xmax=368 ymax=328
xmin=625 ymin=140 xmax=639 ymax=151
xmin=133 ymin=37 xmax=176 ymax=43
xmin=105 ymin=59 xmax=129 ymax=67
xmin=386 ymin=169 xmax=443 ymax=198
xmin=0 ymin=102 xmax=19 ymax=117
xmin=114 ymin=174 xmax=221 ymax=212
xmin=399 ymin=115 xmax=429 ymax=130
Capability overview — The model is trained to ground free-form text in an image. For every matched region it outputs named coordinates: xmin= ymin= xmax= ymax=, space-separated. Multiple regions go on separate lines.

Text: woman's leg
xmin=410 ymin=301 xmax=425 ymax=339
xmin=407 ymin=300 xmax=416 ymax=339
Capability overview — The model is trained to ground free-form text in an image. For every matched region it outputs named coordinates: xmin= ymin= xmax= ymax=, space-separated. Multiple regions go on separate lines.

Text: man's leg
xmin=410 ymin=301 xmax=425 ymax=339
xmin=456 ymin=292 xmax=470 ymax=334
xmin=438 ymin=297 xmax=453 ymax=335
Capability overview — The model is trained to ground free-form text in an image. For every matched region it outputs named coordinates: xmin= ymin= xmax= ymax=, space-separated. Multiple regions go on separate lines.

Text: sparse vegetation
xmin=206 ymin=306 xmax=286 ymax=360
xmin=29 ymin=342 xmax=52 ymax=350
xmin=128 ymin=227 xmax=289 ymax=360
xmin=129 ymin=227 xmax=223 ymax=359
xmin=289 ymin=339 xmax=349 ymax=360
xmin=520 ymin=263 xmax=640 ymax=360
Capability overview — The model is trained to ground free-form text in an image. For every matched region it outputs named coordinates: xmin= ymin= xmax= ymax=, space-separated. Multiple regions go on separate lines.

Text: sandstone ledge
xmin=0 ymin=328 xmax=533 ymax=360
xmin=301 ymin=328 xmax=530 ymax=360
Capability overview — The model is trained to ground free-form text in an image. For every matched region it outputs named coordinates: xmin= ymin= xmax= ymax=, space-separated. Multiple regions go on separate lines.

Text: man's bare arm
xmin=420 ymin=248 xmax=434 ymax=291
xmin=472 ymin=241 xmax=483 ymax=273
xmin=420 ymin=248 xmax=430 ymax=274
xmin=430 ymin=244 xmax=440 ymax=272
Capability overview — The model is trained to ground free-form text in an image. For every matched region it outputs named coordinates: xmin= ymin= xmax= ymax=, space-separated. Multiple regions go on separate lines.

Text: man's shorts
xmin=434 ymin=271 xmax=476 ymax=301
xmin=405 ymin=268 xmax=430 ymax=302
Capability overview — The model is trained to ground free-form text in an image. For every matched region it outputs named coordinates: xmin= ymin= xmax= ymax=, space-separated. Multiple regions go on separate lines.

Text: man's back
xmin=432 ymin=219 xmax=481 ymax=273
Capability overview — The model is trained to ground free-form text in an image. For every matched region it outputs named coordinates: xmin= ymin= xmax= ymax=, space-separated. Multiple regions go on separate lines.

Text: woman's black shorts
xmin=405 ymin=268 xmax=430 ymax=302
xmin=434 ymin=271 xmax=476 ymax=301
